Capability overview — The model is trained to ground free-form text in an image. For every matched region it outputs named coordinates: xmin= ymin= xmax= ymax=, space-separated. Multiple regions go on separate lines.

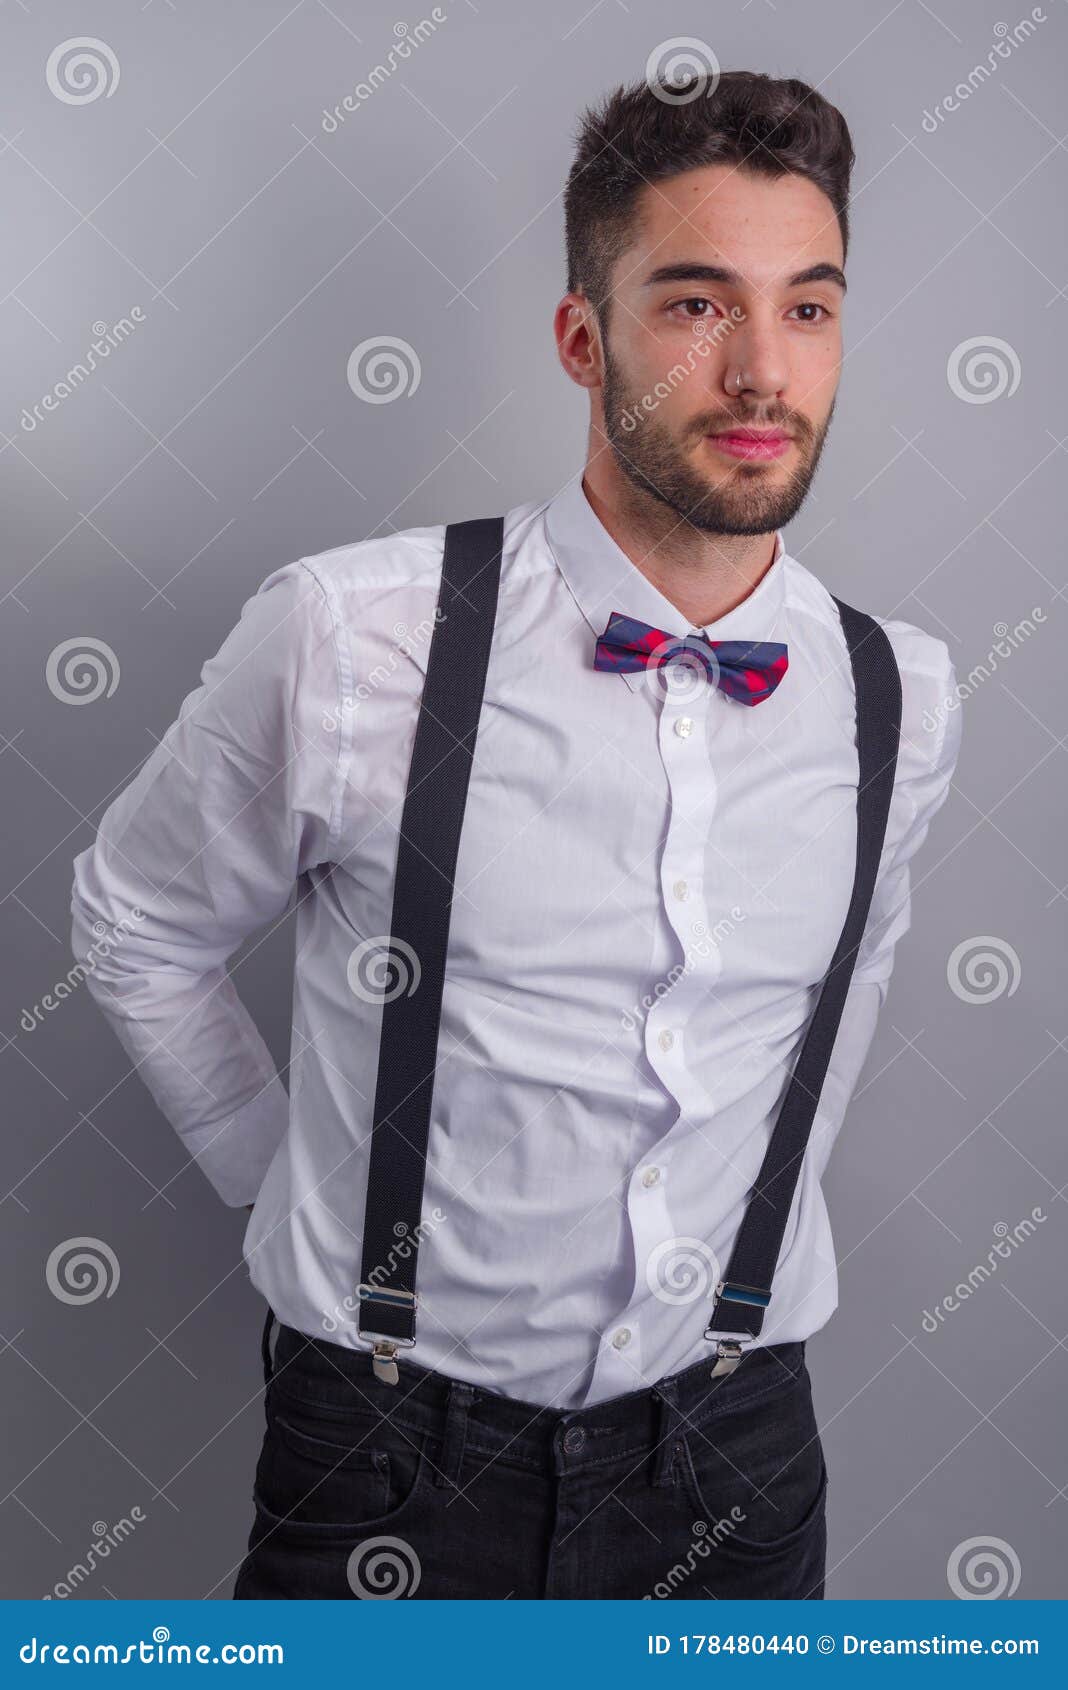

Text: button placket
xmin=599 ymin=662 xmax=726 ymax=1407
xmin=658 ymin=681 xmax=716 ymax=974
xmin=617 ymin=1156 xmax=675 ymax=1370
xmin=594 ymin=1318 xmax=644 ymax=1386
xmin=640 ymin=680 xmax=720 ymax=1130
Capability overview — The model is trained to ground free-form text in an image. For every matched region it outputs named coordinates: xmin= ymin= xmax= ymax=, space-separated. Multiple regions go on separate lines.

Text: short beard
xmin=600 ymin=339 xmax=834 ymax=537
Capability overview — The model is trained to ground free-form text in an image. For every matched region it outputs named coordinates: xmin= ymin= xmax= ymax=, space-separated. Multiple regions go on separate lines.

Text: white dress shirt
xmin=70 ymin=473 xmax=961 ymax=1409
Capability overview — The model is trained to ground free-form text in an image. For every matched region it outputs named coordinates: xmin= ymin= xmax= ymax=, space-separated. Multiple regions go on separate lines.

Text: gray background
xmin=2 ymin=0 xmax=1065 ymax=1601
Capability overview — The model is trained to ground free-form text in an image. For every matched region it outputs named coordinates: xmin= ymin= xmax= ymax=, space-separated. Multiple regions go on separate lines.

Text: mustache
xmin=692 ymin=412 xmax=807 ymax=438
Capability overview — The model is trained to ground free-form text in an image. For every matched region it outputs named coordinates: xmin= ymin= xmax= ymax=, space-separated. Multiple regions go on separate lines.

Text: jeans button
xmin=562 ymin=1425 xmax=586 ymax=1455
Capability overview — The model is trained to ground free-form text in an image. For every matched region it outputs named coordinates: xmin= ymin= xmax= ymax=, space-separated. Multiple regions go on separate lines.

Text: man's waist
xmin=266 ymin=1314 xmax=809 ymax=1476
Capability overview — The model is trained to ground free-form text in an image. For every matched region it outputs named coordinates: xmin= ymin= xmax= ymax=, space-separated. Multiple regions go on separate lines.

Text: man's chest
xmin=332 ymin=649 xmax=860 ymax=1016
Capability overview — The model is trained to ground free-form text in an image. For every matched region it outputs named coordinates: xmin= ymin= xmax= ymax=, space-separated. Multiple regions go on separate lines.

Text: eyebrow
xmin=641 ymin=260 xmax=847 ymax=295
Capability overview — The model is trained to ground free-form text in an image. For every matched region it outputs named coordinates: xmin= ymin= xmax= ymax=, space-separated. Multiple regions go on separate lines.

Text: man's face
xmin=594 ymin=164 xmax=845 ymax=536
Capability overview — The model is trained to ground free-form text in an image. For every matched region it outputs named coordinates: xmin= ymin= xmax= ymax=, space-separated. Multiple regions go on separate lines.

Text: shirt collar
xmin=544 ymin=472 xmax=787 ymax=691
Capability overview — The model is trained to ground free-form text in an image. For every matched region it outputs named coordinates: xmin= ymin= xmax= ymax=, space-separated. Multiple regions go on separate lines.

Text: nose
xmin=721 ymin=314 xmax=788 ymax=401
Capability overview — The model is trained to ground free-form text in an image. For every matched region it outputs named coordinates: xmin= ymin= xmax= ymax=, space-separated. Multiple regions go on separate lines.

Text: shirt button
xmin=641 ymin=1167 xmax=661 ymax=1189
xmin=612 ymin=1328 xmax=632 ymax=1349
xmin=674 ymin=716 xmax=694 ymax=738
xmin=672 ymin=879 xmax=688 ymax=901
xmin=562 ymin=1425 xmax=586 ymax=1454
xmin=657 ymin=1029 xmax=675 ymax=1052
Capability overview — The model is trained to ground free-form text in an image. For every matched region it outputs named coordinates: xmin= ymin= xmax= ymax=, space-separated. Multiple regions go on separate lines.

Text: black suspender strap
xmin=704 ymin=597 xmax=902 ymax=1376
xmin=357 ymin=516 xmax=505 ymax=1383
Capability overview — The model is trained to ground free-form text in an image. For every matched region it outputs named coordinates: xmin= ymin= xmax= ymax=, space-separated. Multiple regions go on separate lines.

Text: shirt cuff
xmin=180 ymin=1073 xmax=291 ymax=1207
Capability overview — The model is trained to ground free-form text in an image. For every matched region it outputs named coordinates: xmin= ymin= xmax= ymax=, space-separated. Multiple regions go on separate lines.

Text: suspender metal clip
xmin=712 ymin=1278 xmax=772 ymax=1312
xmin=710 ymin=1340 xmax=743 ymax=1379
xmin=371 ymin=1340 xmax=401 ymax=1386
xmin=358 ymin=1285 xmax=418 ymax=1388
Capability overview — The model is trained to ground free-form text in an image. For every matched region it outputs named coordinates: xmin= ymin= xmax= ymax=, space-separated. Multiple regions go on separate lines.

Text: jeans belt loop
xmin=651 ymin=1376 xmax=682 ymax=1488
xmin=434 ymin=1380 xmax=477 ymax=1489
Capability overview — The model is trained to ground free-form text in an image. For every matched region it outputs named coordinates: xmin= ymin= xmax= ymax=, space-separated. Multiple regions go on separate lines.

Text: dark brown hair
xmin=564 ymin=70 xmax=855 ymax=320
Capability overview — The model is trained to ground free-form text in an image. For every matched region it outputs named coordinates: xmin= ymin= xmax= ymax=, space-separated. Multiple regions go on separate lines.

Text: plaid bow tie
xmin=594 ymin=612 xmax=789 ymax=707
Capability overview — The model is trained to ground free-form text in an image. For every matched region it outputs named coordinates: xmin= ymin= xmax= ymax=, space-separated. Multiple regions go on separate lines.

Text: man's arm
xmin=70 ymin=559 xmax=347 ymax=1207
xmin=808 ymin=630 xmax=963 ymax=1163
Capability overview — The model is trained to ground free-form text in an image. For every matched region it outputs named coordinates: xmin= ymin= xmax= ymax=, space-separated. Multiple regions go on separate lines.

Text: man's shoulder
xmin=784 ymin=553 xmax=960 ymax=776
xmin=785 ymin=553 xmax=950 ymax=681
xmin=284 ymin=497 xmax=550 ymax=600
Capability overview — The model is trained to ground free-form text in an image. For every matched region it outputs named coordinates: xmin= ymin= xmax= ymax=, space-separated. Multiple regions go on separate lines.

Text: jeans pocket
xmin=678 ymin=1371 xmax=828 ymax=1562
xmin=254 ymin=1390 xmax=429 ymax=1537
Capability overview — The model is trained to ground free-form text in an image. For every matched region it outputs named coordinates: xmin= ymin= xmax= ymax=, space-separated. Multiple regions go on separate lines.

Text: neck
xmin=581 ymin=456 xmax=779 ymax=629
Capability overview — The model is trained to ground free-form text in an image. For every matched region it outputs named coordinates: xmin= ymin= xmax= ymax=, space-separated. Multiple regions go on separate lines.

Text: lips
xmin=706 ymin=428 xmax=792 ymax=460
xmin=711 ymin=428 xmax=791 ymax=443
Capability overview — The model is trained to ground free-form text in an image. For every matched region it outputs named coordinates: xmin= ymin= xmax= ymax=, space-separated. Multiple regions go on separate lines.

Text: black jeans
xmin=233 ymin=1310 xmax=827 ymax=1600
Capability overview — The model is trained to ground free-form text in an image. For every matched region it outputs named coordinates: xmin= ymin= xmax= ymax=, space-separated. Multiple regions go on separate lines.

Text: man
xmin=70 ymin=69 xmax=961 ymax=1600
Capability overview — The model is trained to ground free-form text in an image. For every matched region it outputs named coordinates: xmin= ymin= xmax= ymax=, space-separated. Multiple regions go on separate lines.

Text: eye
xmin=789 ymin=301 xmax=834 ymax=325
xmin=667 ymin=297 xmax=722 ymax=322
